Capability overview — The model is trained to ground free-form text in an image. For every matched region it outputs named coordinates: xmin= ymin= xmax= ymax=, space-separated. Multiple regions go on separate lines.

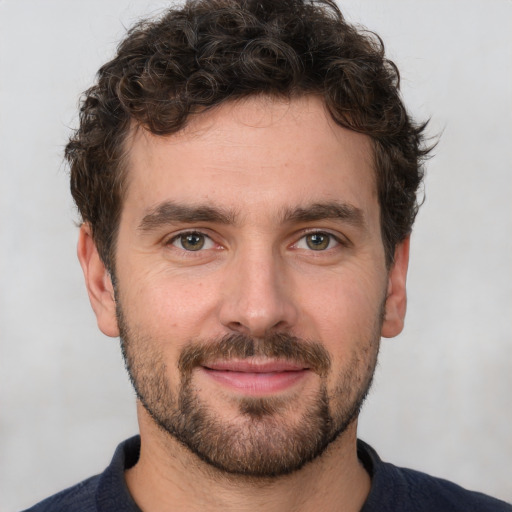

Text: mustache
xmin=178 ymin=332 xmax=331 ymax=377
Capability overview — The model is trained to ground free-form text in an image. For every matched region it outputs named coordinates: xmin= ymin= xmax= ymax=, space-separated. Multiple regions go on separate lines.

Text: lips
xmin=200 ymin=359 xmax=311 ymax=395
xmin=204 ymin=359 xmax=307 ymax=373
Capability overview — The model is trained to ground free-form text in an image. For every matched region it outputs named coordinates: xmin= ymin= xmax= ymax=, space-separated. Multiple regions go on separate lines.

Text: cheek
xmin=296 ymin=268 xmax=386 ymax=349
xmin=120 ymin=268 xmax=222 ymax=341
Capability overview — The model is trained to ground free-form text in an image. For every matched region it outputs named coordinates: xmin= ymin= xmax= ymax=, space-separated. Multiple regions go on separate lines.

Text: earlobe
xmin=381 ymin=237 xmax=410 ymax=338
xmin=77 ymin=224 xmax=120 ymax=338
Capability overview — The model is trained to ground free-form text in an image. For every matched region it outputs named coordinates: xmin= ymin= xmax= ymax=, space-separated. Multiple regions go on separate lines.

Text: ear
xmin=381 ymin=237 xmax=410 ymax=338
xmin=77 ymin=224 xmax=120 ymax=337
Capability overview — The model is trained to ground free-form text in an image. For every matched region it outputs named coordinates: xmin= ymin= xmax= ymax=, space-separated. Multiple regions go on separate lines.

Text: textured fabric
xmin=24 ymin=436 xmax=512 ymax=511
xmin=358 ymin=442 xmax=512 ymax=512
xmin=23 ymin=437 xmax=141 ymax=512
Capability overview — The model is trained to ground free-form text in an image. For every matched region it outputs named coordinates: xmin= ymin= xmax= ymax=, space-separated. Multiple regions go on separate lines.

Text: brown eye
xmin=172 ymin=232 xmax=212 ymax=251
xmin=305 ymin=233 xmax=331 ymax=250
xmin=295 ymin=232 xmax=340 ymax=251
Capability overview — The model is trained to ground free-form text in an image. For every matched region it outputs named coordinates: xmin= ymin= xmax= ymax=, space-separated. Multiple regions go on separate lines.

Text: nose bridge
xmin=219 ymin=239 xmax=297 ymax=336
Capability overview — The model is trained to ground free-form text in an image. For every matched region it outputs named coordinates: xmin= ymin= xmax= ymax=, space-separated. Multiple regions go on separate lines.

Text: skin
xmin=78 ymin=95 xmax=409 ymax=512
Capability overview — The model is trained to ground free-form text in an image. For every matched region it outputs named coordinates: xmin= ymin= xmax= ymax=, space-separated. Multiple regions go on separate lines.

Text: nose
xmin=218 ymin=246 xmax=299 ymax=338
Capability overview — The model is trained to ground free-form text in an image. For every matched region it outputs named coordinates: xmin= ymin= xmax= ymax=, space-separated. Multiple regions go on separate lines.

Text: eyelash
xmin=167 ymin=231 xmax=216 ymax=252
xmin=292 ymin=230 xmax=345 ymax=252
xmin=166 ymin=229 xmax=346 ymax=253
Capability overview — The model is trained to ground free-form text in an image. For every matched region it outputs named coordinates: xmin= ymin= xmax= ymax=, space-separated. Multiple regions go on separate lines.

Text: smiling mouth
xmin=200 ymin=359 xmax=311 ymax=395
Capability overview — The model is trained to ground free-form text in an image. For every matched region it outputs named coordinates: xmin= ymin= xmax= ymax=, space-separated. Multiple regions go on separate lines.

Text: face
xmin=80 ymin=95 xmax=408 ymax=477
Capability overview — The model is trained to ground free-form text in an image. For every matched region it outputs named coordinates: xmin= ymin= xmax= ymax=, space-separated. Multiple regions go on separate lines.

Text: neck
xmin=125 ymin=407 xmax=371 ymax=512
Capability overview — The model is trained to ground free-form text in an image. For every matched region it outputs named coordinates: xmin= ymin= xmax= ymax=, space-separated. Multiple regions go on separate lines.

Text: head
xmin=67 ymin=0 xmax=428 ymax=274
xmin=73 ymin=0 xmax=429 ymax=479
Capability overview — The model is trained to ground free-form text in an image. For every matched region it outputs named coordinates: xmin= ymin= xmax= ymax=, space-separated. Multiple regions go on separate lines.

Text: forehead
xmin=122 ymin=95 xmax=377 ymax=224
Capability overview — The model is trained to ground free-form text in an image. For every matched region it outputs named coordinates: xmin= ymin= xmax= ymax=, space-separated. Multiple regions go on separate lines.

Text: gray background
xmin=1 ymin=1 xmax=511 ymax=510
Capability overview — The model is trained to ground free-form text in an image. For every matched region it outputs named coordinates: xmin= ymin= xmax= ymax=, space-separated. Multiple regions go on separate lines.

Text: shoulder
xmin=392 ymin=466 xmax=511 ymax=511
xmin=22 ymin=436 xmax=141 ymax=512
xmin=358 ymin=440 xmax=512 ymax=512
xmin=21 ymin=475 xmax=100 ymax=512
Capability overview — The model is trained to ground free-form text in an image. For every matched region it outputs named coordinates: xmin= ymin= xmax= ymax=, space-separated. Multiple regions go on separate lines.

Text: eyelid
xmin=163 ymin=227 xmax=349 ymax=252
xmin=166 ymin=230 xmax=217 ymax=251
xmin=292 ymin=229 xmax=348 ymax=250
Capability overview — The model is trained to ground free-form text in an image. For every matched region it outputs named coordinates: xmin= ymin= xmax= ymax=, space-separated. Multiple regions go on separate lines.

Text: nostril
xmin=227 ymin=321 xmax=249 ymax=334
xmin=226 ymin=319 xmax=291 ymax=339
xmin=272 ymin=320 xmax=288 ymax=331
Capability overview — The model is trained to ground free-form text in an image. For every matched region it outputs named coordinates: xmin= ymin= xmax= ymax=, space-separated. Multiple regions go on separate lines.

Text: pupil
xmin=307 ymin=233 xmax=329 ymax=250
xmin=182 ymin=233 xmax=204 ymax=250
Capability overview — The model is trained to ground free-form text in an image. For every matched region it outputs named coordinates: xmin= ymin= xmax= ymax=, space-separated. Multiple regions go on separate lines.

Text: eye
xmin=295 ymin=232 xmax=339 ymax=251
xmin=170 ymin=232 xmax=214 ymax=251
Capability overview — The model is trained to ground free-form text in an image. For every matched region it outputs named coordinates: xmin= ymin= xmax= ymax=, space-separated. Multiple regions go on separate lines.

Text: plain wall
xmin=1 ymin=1 xmax=511 ymax=510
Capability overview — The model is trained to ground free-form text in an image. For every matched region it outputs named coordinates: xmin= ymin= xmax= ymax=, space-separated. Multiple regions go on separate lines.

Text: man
xmin=25 ymin=0 xmax=511 ymax=510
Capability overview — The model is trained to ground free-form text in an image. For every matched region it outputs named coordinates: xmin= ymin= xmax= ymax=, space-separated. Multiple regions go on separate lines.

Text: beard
xmin=117 ymin=303 xmax=382 ymax=478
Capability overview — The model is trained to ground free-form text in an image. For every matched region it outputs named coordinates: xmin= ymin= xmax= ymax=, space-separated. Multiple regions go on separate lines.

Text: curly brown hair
xmin=66 ymin=0 xmax=430 ymax=271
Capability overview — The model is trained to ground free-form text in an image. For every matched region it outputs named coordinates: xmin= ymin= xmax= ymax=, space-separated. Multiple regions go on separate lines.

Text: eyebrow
xmin=138 ymin=201 xmax=237 ymax=232
xmin=281 ymin=202 xmax=366 ymax=228
xmin=138 ymin=200 xmax=365 ymax=232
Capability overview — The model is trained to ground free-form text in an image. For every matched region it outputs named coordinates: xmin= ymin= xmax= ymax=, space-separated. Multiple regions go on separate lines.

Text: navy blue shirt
xmin=24 ymin=436 xmax=512 ymax=511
